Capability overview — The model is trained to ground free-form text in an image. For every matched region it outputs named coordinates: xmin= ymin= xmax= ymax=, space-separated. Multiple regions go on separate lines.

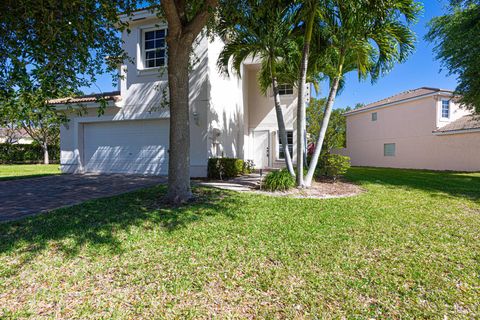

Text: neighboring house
xmin=0 ymin=127 xmax=34 ymax=144
xmin=49 ymin=8 xmax=307 ymax=177
xmin=341 ymin=87 xmax=480 ymax=171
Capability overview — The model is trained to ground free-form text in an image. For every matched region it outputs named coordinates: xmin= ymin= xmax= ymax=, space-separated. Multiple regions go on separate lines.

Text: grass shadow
xmin=0 ymin=185 xmax=240 ymax=276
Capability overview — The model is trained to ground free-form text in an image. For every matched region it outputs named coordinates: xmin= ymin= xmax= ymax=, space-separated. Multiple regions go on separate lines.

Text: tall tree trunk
xmin=42 ymin=141 xmax=49 ymax=165
xmin=270 ymin=60 xmax=295 ymax=176
xmin=296 ymin=11 xmax=315 ymax=187
xmin=304 ymin=75 xmax=341 ymax=186
xmin=166 ymin=40 xmax=193 ymax=203
xmin=160 ymin=0 xmax=217 ymax=204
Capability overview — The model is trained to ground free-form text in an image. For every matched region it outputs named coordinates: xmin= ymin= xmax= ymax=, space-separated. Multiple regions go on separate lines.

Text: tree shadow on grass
xmin=0 ymin=185 xmax=240 ymax=276
xmin=346 ymin=167 xmax=480 ymax=202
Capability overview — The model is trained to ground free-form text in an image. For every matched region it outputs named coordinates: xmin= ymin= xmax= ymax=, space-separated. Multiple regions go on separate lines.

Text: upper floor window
xmin=278 ymin=131 xmax=293 ymax=159
xmin=371 ymin=112 xmax=377 ymax=121
xmin=143 ymin=28 xmax=167 ymax=68
xmin=441 ymin=100 xmax=450 ymax=119
xmin=278 ymin=84 xmax=293 ymax=96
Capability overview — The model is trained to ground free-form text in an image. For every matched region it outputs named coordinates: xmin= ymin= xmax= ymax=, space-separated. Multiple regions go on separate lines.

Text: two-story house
xmin=341 ymin=87 xmax=480 ymax=171
xmin=50 ymin=8 xmax=307 ymax=177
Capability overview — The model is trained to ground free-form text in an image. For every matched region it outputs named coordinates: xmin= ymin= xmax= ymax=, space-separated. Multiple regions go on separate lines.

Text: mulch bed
xmin=254 ymin=178 xmax=364 ymax=199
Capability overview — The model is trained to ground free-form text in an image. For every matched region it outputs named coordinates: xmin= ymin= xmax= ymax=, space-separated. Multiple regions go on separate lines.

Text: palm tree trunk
xmin=270 ymin=61 xmax=295 ymax=176
xmin=166 ymin=41 xmax=193 ymax=203
xmin=296 ymin=10 xmax=315 ymax=187
xmin=304 ymin=74 xmax=342 ymax=186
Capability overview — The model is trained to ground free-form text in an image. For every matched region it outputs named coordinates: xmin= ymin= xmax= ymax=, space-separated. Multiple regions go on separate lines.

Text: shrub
xmin=208 ymin=158 xmax=251 ymax=179
xmin=262 ymin=169 xmax=295 ymax=191
xmin=317 ymin=154 xmax=351 ymax=181
xmin=243 ymin=159 xmax=255 ymax=174
xmin=0 ymin=143 xmax=60 ymax=164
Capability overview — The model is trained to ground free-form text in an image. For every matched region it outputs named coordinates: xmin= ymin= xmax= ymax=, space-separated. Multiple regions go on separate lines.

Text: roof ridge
xmin=365 ymin=87 xmax=436 ymax=108
xmin=345 ymin=87 xmax=454 ymax=115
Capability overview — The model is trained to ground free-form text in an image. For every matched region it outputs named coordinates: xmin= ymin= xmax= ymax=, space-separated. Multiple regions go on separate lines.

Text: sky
xmin=84 ymin=0 xmax=457 ymax=109
xmin=320 ymin=0 xmax=457 ymax=109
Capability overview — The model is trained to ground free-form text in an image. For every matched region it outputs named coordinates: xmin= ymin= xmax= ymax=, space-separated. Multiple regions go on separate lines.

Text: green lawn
xmin=0 ymin=168 xmax=479 ymax=318
xmin=0 ymin=164 xmax=61 ymax=181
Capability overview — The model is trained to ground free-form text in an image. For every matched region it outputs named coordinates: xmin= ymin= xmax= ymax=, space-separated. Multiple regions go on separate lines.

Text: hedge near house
xmin=207 ymin=158 xmax=254 ymax=180
xmin=0 ymin=144 xmax=60 ymax=164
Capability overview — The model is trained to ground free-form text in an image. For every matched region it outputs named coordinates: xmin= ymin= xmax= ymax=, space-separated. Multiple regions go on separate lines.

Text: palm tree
xmin=217 ymin=0 xmax=297 ymax=176
xmin=294 ymin=0 xmax=419 ymax=187
xmin=293 ymin=0 xmax=321 ymax=187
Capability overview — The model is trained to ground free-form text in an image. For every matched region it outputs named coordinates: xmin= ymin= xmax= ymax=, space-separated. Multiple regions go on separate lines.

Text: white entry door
xmin=253 ymin=130 xmax=270 ymax=169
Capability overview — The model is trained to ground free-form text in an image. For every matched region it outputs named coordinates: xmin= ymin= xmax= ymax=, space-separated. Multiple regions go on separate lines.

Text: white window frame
xmin=441 ymin=99 xmax=450 ymax=119
xmin=278 ymin=84 xmax=294 ymax=96
xmin=277 ymin=130 xmax=293 ymax=160
xmin=384 ymin=143 xmax=396 ymax=157
xmin=141 ymin=27 xmax=168 ymax=70
xmin=372 ymin=112 xmax=377 ymax=121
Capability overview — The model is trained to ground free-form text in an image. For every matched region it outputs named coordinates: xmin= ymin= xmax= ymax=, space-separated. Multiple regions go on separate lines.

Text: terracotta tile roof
xmin=48 ymin=91 xmax=121 ymax=105
xmin=0 ymin=127 xmax=30 ymax=138
xmin=434 ymin=114 xmax=480 ymax=133
xmin=345 ymin=87 xmax=454 ymax=115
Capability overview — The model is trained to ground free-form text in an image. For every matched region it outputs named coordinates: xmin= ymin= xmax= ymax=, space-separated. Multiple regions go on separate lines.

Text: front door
xmin=253 ymin=130 xmax=270 ymax=169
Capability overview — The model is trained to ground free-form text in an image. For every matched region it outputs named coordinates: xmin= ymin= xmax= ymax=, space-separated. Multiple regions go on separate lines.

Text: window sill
xmin=270 ymin=94 xmax=294 ymax=99
xmin=137 ymin=67 xmax=167 ymax=77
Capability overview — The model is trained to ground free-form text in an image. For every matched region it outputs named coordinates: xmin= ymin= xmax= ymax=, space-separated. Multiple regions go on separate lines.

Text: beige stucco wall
xmin=206 ymin=36 xmax=244 ymax=159
xmin=344 ymin=95 xmax=480 ymax=171
xmin=244 ymin=64 xmax=298 ymax=167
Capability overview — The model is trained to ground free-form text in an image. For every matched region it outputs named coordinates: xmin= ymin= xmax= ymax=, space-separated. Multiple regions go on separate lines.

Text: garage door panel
xmin=83 ymin=120 xmax=169 ymax=175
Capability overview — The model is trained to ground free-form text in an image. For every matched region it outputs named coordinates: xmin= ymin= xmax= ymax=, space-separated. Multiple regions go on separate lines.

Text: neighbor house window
xmin=384 ymin=143 xmax=396 ymax=157
xmin=278 ymin=131 xmax=293 ymax=159
xmin=441 ymin=100 xmax=450 ymax=119
xmin=278 ymin=84 xmax=293 ymax=95
xmin=372 ymin=112 xmax=377 ymax=121
xmin=144 ymin=28 xmax=167 ymax=68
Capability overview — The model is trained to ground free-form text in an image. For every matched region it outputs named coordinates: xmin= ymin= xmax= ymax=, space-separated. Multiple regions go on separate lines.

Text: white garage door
xmin=83 ymin=120 xmax=169 ymax=175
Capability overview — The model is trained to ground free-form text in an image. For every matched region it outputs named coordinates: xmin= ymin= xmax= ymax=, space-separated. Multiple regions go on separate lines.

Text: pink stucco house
xmin=341 ymin=87 xmax=480 ymax=171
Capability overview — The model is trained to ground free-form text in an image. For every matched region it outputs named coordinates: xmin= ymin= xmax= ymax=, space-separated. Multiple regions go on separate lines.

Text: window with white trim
xmin=441 ymin=100 xmax=450 ymax=119
xmin=384 ymin=143 xmax=396 ymax=157
xmin=278 ymin=84 xmax=293 ymax=95
xmin=278 ymin=131 xmax=293 ymax=159
xmin=371 ymin=112 xmax=377 ymax=121
xmin=143 ymin=28 xmax=167 ymax=68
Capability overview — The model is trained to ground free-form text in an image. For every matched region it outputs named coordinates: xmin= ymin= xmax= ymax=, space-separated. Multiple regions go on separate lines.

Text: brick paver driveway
xmin=0 ymin=174 xmax=166 ymax=223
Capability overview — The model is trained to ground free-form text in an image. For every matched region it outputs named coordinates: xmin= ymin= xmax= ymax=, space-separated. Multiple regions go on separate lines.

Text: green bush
xmin=243 ymin=159 xmax=255 ymax=174
xmin=317 ymin=154 xmax=351 ymax=181
xmin=208 ymin=158 xmax=252 ymax=179
xmin=262 ymin=169 xmax=295 ymax=191
xmin=0 ymin=144 xmax=60 ymax=164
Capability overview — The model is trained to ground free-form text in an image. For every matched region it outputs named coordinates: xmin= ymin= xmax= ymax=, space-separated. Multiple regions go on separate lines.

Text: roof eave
xmin=433 ymin=127 xmax=480 ymax=135
xmin=51 ymin=100 xmax=120 ymax=110
xmin=118 ymin=7 xmax=160 ymax=24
